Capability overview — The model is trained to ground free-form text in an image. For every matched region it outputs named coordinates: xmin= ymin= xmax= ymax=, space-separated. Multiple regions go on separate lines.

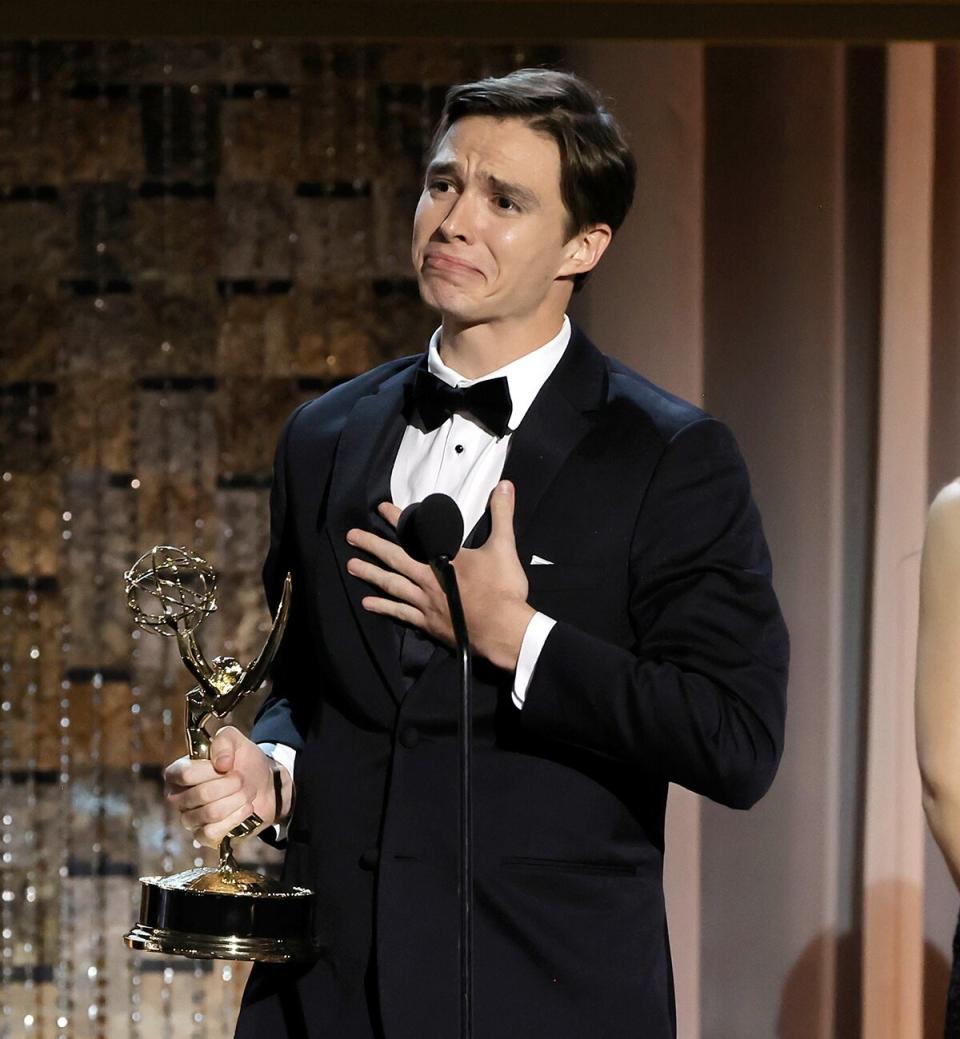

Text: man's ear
xmin=558 ymin=223 xmax=613 ymax=280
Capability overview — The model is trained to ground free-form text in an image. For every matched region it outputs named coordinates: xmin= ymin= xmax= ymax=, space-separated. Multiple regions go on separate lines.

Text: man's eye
xmin=494 ymin=196 xmax=518 ymax=211
xmin=429 ymin=180 xmax=453 ymax=193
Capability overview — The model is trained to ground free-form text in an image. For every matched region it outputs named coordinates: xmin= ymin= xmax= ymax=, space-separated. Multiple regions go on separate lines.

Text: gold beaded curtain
xmin=0 ymin=38 xmax=560 ymax=1039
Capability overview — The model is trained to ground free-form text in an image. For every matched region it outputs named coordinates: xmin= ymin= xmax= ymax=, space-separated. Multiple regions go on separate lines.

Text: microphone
xmin=397 ymin=492 xmax=464 ymax=564
xmin=396 ymin=491 xmax=473 ymax=1039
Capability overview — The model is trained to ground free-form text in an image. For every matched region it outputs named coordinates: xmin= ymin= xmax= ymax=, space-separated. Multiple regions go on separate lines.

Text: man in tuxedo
xmin=164 ymin=68 xmax=789 ymax=1038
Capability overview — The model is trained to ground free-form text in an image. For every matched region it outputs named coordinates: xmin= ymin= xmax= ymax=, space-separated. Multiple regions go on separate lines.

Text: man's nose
xmin=438 ymin=190 xmax=476 ymax=241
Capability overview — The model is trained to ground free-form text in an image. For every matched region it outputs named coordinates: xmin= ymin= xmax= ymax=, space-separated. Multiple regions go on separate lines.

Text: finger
xmin=164 ymin=757 xmax=219 ymax=791
xmin=378 ymin=501 xmax=402 ymax=528
xmin=196 ymin=800 xmax=258 ymax=847
xmin=163 ymin=754 xmax=195 ymax=787
xmin=346 ymin=528 xmax=426 ymax=579
xmin=347 ymin=557 xmax=425 ymax=606
xmin=181 ymin=788 xmax=251 ymax=833
xmin=167 ymin=773 xmax=243 ymax=812
xmin=210 ymin=726 xmax=243 ymax=773
xmin=488 ymin=480 xmax=517 ymax=549
xmin=360 ymin=595 xmax=426 ymax=628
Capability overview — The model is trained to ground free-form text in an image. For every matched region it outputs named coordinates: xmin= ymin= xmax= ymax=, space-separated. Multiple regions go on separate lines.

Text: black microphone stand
xmin=431 ymin=556 xmax=473 ymax=1039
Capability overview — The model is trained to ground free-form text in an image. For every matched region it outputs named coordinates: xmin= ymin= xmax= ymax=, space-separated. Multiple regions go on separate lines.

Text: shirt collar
xmin=425 ymin=315 xmax=571 ymax=431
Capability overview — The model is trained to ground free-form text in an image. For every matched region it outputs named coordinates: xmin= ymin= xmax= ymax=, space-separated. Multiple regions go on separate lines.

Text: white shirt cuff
xmin=512 ymin=612 xmax=557 ymax=709
xmin=257 ymin=742 xmax=296 ymax=841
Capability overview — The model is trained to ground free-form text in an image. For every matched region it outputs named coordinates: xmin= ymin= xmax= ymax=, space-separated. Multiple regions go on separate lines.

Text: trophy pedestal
xmin=124 ymin=866 xmax=317 ymax=962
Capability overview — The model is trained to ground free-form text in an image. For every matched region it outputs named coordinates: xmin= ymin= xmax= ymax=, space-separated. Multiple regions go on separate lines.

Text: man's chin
xmin=416 ymin=282 xmax=486 ymax=325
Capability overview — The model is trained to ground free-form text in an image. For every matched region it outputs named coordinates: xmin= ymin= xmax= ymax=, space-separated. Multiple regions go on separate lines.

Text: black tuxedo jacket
xmin=236 ymin=324 xmax=789 ymax=1039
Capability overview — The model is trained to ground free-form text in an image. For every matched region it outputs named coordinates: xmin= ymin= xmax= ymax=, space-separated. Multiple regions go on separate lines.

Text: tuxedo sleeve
xmin=249 ymin=402 xmax=314 ymax=752
xmin=519 ymin=417 xmax=789 ymax=810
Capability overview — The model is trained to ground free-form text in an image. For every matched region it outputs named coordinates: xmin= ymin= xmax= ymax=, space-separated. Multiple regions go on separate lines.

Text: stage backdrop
xmin=0 ymin=38 xmax=560 ymax=1039
xmin=3 ymin=31 xmax=960 ymax=1039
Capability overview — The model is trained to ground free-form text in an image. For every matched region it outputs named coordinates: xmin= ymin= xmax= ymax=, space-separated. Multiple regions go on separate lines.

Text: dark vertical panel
xmin=837 ymin=42 xmax=885 ymax=1039
xmin=928 ymin=47 xmax=960 ymax=497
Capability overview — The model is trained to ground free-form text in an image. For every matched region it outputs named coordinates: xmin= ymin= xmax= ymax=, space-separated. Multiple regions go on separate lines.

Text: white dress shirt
xmin=261 ymin=317 xmax=568 ymax=819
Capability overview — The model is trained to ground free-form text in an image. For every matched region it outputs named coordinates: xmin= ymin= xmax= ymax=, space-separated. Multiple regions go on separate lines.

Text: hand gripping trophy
xmin=122 ymin=545 xmax=316 ymax=962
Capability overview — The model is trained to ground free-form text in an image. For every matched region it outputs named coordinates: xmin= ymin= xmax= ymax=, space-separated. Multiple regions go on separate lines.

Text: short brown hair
xmin=430 ymin=68 xmax=636 ymax=281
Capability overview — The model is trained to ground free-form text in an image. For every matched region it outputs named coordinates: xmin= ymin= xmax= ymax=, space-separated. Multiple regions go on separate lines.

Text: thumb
xmin=211 ymin=725 xmax=241 ymax=773
xmin=489 ymin=480 xmax=518 ymax=550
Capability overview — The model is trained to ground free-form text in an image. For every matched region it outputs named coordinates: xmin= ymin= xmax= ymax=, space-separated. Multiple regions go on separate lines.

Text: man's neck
xmin=438 ymin=313 xmax=568 ymax=379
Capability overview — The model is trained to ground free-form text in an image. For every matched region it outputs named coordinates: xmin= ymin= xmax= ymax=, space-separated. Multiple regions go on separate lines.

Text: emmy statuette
xmin=122 ymin=546 xmax=317 ymax=962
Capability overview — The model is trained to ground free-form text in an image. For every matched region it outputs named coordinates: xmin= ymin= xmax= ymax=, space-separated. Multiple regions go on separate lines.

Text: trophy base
xmin=124 ymin=923 xmax=318 ymax=962
xmin=124 ymin=867 xmax=318 ymax=963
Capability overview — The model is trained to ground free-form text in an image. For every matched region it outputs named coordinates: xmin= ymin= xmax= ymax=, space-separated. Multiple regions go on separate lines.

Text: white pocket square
xmin=530 ymin=555 xmax=553 ymax=565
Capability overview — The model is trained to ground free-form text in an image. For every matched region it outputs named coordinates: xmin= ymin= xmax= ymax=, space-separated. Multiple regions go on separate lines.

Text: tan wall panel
xmin=861 ymin=42 xmax=935 ymax=1039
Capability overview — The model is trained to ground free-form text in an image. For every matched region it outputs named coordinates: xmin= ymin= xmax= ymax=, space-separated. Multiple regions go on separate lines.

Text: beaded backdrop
xmin=0 ymin=38 xmax=561 ymax=1039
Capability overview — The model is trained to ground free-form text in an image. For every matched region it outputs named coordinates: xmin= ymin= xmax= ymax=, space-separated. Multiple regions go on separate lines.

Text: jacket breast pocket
xmin=501 ymin=855 xmax=640 ymax=878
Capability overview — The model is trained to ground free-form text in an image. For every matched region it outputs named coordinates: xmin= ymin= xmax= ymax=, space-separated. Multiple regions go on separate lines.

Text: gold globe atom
xmin=124 ymin=545 xmax=218 ymax=637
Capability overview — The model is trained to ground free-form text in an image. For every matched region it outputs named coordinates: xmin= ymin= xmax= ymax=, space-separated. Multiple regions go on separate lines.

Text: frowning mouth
xmin=422 ymin=252 xmax=483 ymax=277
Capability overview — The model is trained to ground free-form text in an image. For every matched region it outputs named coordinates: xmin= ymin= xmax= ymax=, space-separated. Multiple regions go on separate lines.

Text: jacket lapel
xmin=500 ymin=324 xmax=607 ymax=543
xmin=324 ymin=361 xmax=422 ymax=704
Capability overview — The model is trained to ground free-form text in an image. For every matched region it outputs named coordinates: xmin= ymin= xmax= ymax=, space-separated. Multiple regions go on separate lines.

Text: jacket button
xmin=399 ymin=725 xmax=420 ymax=749
xmin=359 ymin=847 xmax=379 ymax=870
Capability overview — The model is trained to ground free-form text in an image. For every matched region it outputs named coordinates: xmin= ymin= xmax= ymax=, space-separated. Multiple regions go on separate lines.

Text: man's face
xmin=411 ymin=115 xmax=581 ymax=331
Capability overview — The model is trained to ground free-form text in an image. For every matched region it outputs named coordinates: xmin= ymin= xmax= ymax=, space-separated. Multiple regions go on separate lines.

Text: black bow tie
xmin=404 ymin=369 xmax=513 ymax=438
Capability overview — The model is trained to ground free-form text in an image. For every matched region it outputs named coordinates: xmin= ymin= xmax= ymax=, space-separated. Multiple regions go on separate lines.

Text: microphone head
xmin=397 ymin=493 xmax=464 ymax=563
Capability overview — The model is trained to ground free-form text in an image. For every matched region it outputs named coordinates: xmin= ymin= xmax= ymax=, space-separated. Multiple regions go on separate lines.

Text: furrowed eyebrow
xmin=423 ymin=161 xmax=540 ymax=209
xmin=485 ymin=174 xmax=539 ymax=208
xmin=425 ymin=160 xmax=461 ymax=181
